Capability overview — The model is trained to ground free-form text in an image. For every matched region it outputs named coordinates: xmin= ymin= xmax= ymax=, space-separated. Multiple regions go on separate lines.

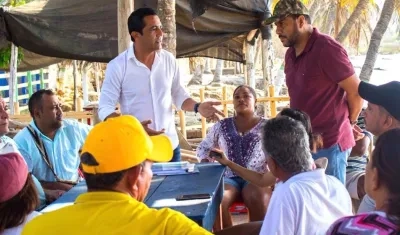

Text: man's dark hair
xmin=81 ymin=152 xmax=131 ymax=190
xmin=291 ymin=14 xmax=311 ymax=24
xmin=28 ymin=89 xmax=55 ymax=118
xmin=127 ymin=8 xmax=157 ymax=42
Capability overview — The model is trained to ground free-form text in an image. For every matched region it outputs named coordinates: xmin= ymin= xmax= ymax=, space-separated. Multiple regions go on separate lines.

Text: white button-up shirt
xmin=98 ymin=46 xmax=191 ymax=149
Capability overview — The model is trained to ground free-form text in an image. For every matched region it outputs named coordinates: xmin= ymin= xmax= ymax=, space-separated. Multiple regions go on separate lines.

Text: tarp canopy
xmin=0 ymin=0 xmax=270 ymax=71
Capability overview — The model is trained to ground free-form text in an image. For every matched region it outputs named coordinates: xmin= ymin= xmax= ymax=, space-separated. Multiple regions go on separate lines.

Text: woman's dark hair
xmin=371 ymin=128 xmax=400 ymax=225
xmin=0 ymin=175 xmax=39 ymax=233
xmin=233 ymin=85 xmax=257 ymax=99
xmin=280 ymin=108 xmax=323 ymax=153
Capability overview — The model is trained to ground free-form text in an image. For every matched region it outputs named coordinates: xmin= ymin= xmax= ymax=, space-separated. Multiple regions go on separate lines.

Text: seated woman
xmin=0 ymin=96 xmax=52 ymax=210
xmin=212 ymin=108 xmax=324 ymax=188
xmin=327 ymin=128 xmax=400 ymax=234
xmin=197 ymin=85 xmax=269 ymax=228
xmin=0 ymin=152 xmax=41 ymax=234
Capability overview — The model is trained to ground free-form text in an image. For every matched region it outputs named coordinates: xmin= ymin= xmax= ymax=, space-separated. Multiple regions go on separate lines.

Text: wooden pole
xmin=269 ymin=86 xmax=277 ymax=117
xmin=246 ymin=42 xmax=256 ymax=89
xmin=157 ymin=0 xmax=176 ymax=56
xmin=14 ymin=102 xmax=20 ymax=115
xmin=118 ymin=0 xmax=133 ymax=53
xmin=262 ymin=39 xmax=274 ymax=118
xmin=222 ymin=86 xmax=228 ymax=117
xmin=95 ymin=63 xmax=100 ymax=97
xmin=178 ymin=110 xmax=186 ymax=139
xmin=27 ymin=71 xmax=33 ymax=96
xmin=243 ymin=41 xmax=248 ymax=85
xmin=40 ymin=68 xmax=44 ymax=89
xmin=9 ymin=43 xmax=18 ymax=115
xmin=82 ymin=67 xmax=88 ymax=105
xmin=200 ymin=88 xmax=206 ymax=138
xmin=73 ymin=60 xmax=78 ymax=111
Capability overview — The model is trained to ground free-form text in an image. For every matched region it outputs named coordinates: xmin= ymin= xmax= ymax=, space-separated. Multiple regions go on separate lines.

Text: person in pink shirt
xmin=327 ymin=129 xmax=400 ymax=234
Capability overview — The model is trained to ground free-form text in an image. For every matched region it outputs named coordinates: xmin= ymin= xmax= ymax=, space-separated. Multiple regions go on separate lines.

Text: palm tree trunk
xmin=262 ymin=39 xmax=274 ymax=118
xmin=336 ymin=0 xmax=369 ymax=43
xmin=321 ymin=1 xmax=337 ymax=34
xmin=246 ymin=42 xmax=256 ymax=88
xmin=359 ymin=0 xmax=395 ymax=82
xmin=118 ymin=0 xmax=133 ymax=53
xmin=204 ymin=58 xmax=212 ymax=74
xmin=73 ymin=60 xmax=78 ymax=111
xmin=334 ymin=0 xmax=341 ymax=37
xmin=211 ymin=59 xmax=223 ymax=84
xmin=308 ymin=1 xmax=320 ymax=20
xmin=9 ymin=43 xmax=18 ymax=115
xmin=188 ymin=57 xmax=205 ymax=86
xmin=158 ymin=0 xmax=176 ymax=56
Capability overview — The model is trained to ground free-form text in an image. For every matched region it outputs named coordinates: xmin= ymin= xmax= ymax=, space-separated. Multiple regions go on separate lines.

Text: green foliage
xmin=10 ymin=0 xmax=26 ymax=6
xmin=0 ymin=0 xmax=27 ymax=69
xmin=0 ymin=45 xmax=24 ymax=69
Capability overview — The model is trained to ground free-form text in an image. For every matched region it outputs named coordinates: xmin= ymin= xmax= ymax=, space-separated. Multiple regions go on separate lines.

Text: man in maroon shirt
xmin=263 ymin=0 xmax=363 ymax=183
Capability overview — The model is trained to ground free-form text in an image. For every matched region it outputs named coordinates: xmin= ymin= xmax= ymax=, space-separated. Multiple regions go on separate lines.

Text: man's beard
xmin=283 ymin=27 xmax=300 ymax=48
xmin=51 ymin=120 xmax=62 ymax=129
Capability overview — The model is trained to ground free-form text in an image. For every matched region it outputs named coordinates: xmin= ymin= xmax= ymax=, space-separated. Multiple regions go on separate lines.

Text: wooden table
xmin=41 ymin=163 xmax=225 ymax=231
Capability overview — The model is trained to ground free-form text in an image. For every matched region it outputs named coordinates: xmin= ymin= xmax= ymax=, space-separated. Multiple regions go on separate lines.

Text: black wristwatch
xmin=194 ymin=103 xmax=201 ymax=114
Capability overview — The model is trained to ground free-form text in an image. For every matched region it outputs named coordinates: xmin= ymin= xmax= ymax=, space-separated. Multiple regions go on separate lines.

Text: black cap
xmin=358 ymin=81 xmax=400 ymax=121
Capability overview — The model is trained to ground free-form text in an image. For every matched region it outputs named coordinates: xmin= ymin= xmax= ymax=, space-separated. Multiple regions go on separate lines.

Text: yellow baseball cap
xmin=81 ymin=115 xmax=173 ymax=174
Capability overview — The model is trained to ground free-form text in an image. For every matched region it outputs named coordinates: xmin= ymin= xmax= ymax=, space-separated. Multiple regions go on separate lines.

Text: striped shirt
xmin=346 ymin=110 xmax=373 ymax=174
xmin=327 ymin=211 xmax=400 ymax=234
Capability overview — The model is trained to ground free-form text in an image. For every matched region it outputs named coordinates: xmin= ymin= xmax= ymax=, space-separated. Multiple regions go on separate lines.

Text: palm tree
xmin=211 ymin=59 xmax=223 ymax=84
xmin=187 ymin=57 xmax=205 ymax=86
xmin=73 ymin=60 xmax=78 ymax=111
xmin=336 ymin=0 xmax=370 ymax=43
xmin=359 ymin=0 xmax=396 ymax=82
xmin=271 ymin=0 xmax=378 ymax=47
xmin=157 ymin=0 xmax=176 ymax=56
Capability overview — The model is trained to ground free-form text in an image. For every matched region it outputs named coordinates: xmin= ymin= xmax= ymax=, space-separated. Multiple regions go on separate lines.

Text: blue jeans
xmin=312 ymin=144 xmax=351 ymax=184
xmin=224 ymin=176 xmax=249 ymax=191
xmin=170 ymin=146 xmax=181 ymax=162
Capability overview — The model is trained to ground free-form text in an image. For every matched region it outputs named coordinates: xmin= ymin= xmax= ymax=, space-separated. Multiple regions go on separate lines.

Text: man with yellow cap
xmin=22 ymin=115 xmax=212 ymax=235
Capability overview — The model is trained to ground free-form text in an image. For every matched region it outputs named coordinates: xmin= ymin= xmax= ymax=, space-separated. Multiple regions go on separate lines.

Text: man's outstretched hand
xmin=198 ymin=101 xmax=224 ymax=122
xmin=141 ymin=120 xmax=165 ymax=136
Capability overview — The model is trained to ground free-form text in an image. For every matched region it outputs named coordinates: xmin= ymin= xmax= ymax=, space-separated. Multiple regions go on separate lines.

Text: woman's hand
xmin=210 ymin=148 xmax=231 ymax=166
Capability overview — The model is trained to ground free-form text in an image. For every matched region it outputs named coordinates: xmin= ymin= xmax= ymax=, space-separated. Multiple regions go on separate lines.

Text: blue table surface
xmin=41 ymin=163 xmax=225 ymax=220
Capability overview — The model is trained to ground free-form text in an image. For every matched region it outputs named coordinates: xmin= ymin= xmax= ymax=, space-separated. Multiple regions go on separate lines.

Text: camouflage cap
xmin=263 ymin=0 xmax=309 ymax=25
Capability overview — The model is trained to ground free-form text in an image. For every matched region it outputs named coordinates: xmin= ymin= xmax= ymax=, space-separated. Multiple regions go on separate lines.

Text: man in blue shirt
xmin=14 ymin=89 xmax=91 ymax=201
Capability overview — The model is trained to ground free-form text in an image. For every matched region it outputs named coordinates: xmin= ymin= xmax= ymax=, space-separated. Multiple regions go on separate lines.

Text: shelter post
xmin=9 ymin=43 xmax=18 ymax=115
xmin=118 ymin=0 xmax=133 ymax=53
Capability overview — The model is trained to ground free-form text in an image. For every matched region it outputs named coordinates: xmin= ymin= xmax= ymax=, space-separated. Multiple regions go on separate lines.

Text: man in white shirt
xmin=260 ymin=116 xmax=352 ymax=234
xmin=98 ymin=8 xmax=223 ymax=162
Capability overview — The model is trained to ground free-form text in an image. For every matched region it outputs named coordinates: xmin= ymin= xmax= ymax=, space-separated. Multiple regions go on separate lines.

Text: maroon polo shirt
xmin=285 ymin=28 xmax=355 ymax=151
